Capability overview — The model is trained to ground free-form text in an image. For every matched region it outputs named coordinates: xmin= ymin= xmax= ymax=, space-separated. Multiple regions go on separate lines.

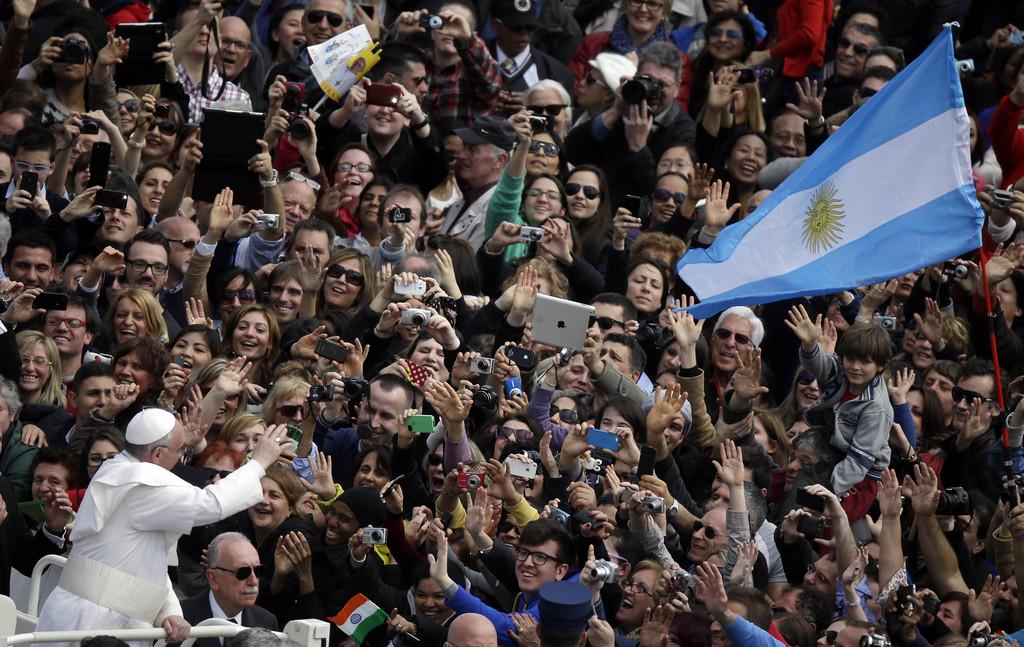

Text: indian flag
xmin=329 ymin=594 xmax=389 ymax=643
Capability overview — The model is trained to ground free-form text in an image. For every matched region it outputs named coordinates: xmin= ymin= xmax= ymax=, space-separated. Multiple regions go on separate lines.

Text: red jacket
xmin=569 ymin=31 xmax=692 ymax=110
xmin=769 ymin=0 xmax=832 ymax=78
xmin=989 ymin=94 xmax=1024 ymax=189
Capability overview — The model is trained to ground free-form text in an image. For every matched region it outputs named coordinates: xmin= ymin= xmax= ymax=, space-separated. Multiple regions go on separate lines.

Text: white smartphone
xmin=506 ymin=456 xmax=538 ymax=479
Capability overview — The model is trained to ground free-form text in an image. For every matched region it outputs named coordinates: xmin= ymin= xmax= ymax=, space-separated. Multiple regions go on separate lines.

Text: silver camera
xmin=956 ymin=59 xmax=975 ymax=74
xmin=520 ymin=226 xmax=545 ymax=243
xmin=400 ymin=308 xmax=431 ymax=326
xmin=472 ymin=357 xmax=495 ymax=374
xmin=671 ymin=569 xmax=691 ymax=590
xmin=640 ymin=496 xmax=665 ymax=514
xmin=256 ymin=213 xmax=280 ymax=230
xmin=871 ymin=315 xmax=896 ymax=331
xmin=590 ymin=559 xmax=618 ymax=583
xmin=362 ymin=527 xmax=387 ymax=544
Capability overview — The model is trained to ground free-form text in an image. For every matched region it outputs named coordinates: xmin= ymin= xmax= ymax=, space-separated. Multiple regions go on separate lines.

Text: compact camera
xmin=400 ymin=308 xmax=431 ymax=326
xmin=590 ymin=559 xmax=618 ymax=583
xmin=942 ymin=261 xmax=969 ymax=279
xmin=308 ymin=384 xmax=335 ymax=402
xmin=58 ymin=37 xmax=90 ymax=64
xmin=457 ymin=472 xmax=484 ymax=489
xmin=860 ymin=635 xmax=889 ymax=647
xmin=469 ymin=385 xmax=498 ymax=409
xmin=519 ymin=226 xmax=545 ymax=243
xmin=640 ymin=496 xmax=665 ymax=514
xmin=420 ymin=13 xmax=444 ymax=29
xmin=256 ymin=213 xmax=280 ymax=230
xmin=471 ymin=357 xmax=495 ymax=374
xmin=362 ymin=527 xmax=387 ymax=544
xmin=956 ymin=59 xmax=975 ymax=74
xmin=871 ymin=315 xmax=896 ymax=331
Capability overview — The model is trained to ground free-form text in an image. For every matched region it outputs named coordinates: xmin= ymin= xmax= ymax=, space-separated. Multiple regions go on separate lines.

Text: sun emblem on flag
xmin=801 ymin=180 xmax=846 ymax=254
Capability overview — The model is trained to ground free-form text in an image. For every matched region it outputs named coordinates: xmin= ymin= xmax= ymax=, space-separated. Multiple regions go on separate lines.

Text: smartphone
xmin=387 ymin=206 xmax=412 ymax=223
xmin=88 ymin=142 xmax=111 ymax=188
xmin=795 ymin=488 xmax=826 ymax=513
xmin=19 ymin=170 xmax=38 ymax=197
xmin=95 ymin=189 xmax=129 ymax=210
xmin=587 ymin=428 xmax=621 ymax=452
xmin=505 ymin=346 xmax=536 ymax=369
xmin=506 ymin=456 xmax=538 ymax=479
xmin=365 ymin=83 xmax=402 ymax=107
xmin=33 ymin=292 xmax=68 ymax=311
xmin=637 ymin=446 xmax=657 ymax=477
xmin=18 ymin=500 xmax=45 ymax=523
xmin=286 ymin=424 xmax=304 ymax=443
xmin=394 ymin=279 xmax=427 ymax=296
xmin=315 ymin=338 xmax=349 ymax=363
xmin=624 ymin=194 xmax=650 ymax=228
xmin=406 ymin=414 xmax=435 ymax=434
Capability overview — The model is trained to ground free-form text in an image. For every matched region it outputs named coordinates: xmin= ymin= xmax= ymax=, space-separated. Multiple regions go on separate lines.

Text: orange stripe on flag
xmin=328 ymin=593 xmax=370 ymax=625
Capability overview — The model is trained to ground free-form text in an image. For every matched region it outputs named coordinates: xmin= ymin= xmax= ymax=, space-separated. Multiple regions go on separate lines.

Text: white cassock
xmin=34 ymin=452 xmax=266 ymax=647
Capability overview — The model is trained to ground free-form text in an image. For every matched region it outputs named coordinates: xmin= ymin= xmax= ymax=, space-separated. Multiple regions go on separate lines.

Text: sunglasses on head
xmin=595 ymin=316 xmax=625 ymax=330
xmin=326 ymin=264 xmax=365 ymax=286
xmin=307 ymin=10 xmax=344 ymax=26
xmin=212 ymin=565 xmax=265 ymax=580
xmin=566 ymin=183 xmax=600 ymax=200
xmin=651 ymin=187 xmax=686 ymax=203
xmin=952 ymin=385 xmax=995 ymax=405
xmin=714 ymin=327 xmax=751 ymax=345
xmin=691 ymin=520 xmax=718 ymax=539
xmin=527 ymin=105 xmax=565 ymax=118
xmin=838 ymin=37 xmax=869 ymax=57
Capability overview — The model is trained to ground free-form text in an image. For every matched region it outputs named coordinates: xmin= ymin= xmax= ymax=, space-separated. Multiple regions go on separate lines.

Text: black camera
xmin=58 ymin=37 xmax=89 ymax=65
xmin=343 ymin=377 xmax=369 ymax=400
xmin=621 ymin=74 xmax=663 ymax=105
xmin=308 ymin=384 xmax=335 ymax=402
xmin=528 ymin=115 xmax=550 ymax=134
xmin=969 ymin=635 xmax=996 ymax=647
xmin=942 ymin=261 xmax=968 ymax=279
xmin=388 ymin=206 xmax=412 ymax=223
xmin=636 ymin=322 xmax=672 ymax=349
xmin=420 ymin=13 xmax=443 ymax=29
xmin=797 ymin=513 xmax=826 ymax=539
xmin=922 ymin=594 xmax=941 ymax=616
xmin=935 ymin=486 xmax=971 ymax=516
xmin=469 ymin=385 xmax=498 ymax=409
xmin=288 ymin=113 xmax=312 ymax=140
xmin=860 ymin=635 xmax=889 ymax=647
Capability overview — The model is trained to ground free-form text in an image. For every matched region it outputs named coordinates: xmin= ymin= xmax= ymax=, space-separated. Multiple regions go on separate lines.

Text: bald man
xmin=217 ymin=17 xmax=269 ymax=111
xmin=447 ymin=614 xmax=498 ymax=647
xmin=156 ymin=217 xmax=200 ymax=327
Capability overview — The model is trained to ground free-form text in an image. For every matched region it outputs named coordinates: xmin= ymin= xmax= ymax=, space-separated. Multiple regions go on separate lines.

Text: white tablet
xmin=532 ymin=294 xmax=596 ymax=350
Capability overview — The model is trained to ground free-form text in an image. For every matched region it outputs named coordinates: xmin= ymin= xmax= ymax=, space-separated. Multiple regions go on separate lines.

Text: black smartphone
xmin=19 ymin=170 xmax=37 ymax=197
xmin=637 ymin=445 xmax=657 ymax=477
xmin=315 ymin=338 xmax=349 ymax=363
xmin=795 ymin=488 xmax=826 ymax=513
xmin=88 ymin=142 xmax=111 ymax=188
xmin=33 ymin=292 xmax=68 ymax=311
xmin=360 ymin=3 xmax=374 ymax=18
xmin=505 ymin=346 xmax=536 ymax=369
xmin=95 ymin=189 xmax=129 ymax=210
xmin=797 ymin=514 xmax=825 ymax=539
xmin=624 ymin=194 xmax=649 ymax=228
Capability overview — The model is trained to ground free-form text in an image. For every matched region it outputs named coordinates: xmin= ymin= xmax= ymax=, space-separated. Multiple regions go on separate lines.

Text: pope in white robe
xmin=34 ymin=408 xmax=290 ymax=647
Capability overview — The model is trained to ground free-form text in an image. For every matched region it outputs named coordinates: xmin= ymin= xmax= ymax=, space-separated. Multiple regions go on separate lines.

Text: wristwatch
xmin=667 ymin=501 xmax=680 ymax=518
xmin=259 ymin=169 xmax=279 ymax=188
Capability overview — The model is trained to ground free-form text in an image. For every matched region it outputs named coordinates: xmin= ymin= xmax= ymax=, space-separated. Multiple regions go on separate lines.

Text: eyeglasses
xmin=157 ymin=443 xmax=187 ymax=455
xmin=797 ymin=370 xmax=815 ymax=385
xmin=838 ymin=37 xmax=869 ymax=57
xmin=528 ymin=141 xmax=559 ymax=158
xmin=714 ymin=327 xmax=751 ymax=346
xmin=220 ymin=37 xmax=251 ymax=51
xmin=515 ymin=548 xmax=560 ymax=565
xmin=651 ymin=187 xmax=686 ymax=203
xmin=952 ymin=386 xmax=995 ymax=406
xmin=45 ymin=316 xmax=86 ymax=329
xmin=337 ymin=162 xmax=373 ymax=173
xmin=211 ymin=565 xmax=265 ymax=580
xmin=806 ymin=563 xmax=830 ymax=585
xmin=498 ymin=426 xmax=534 ymax=443
xmin=307 ymin=10 xmax=344 ymax=26
xmin=326 ymin=264 xmax=365 ymax=286
xmin=709 ymin=27 xmax=742 ymax=39
xmin=858 ymin=87 xmax=877 ymax=99
xmin=565 ymin=183 xmax=600 ymax=200
xmin=14 ymin=160 xmax=49 ymax=173
xmin=623 ymin=579 xmax=653 ymax=596
xmin=221 ymin=288 xmax=256 ymax=304
xmin=119 ymin=99 xmax=140 ymax=113
xmin=166 ymin=238 xmax=198 ymax=249
xmin=527 ymin=105 xmax=565 ymax=118
xmin=595 ymin=316 xmax=625 ymax=330
xmin=657 ymin=159 xmax=694 ymax=173
xmin=127 ymin=259 xmax=169 ymax=275
xmin=20 ymin=355 xmax=51 ymax=368
xmin=278 ymin=404 xmax=309 ymax=419
xmin=691 ymin=520 xmax=718 ymax=539
xmin=87 ymin=452 xmax=119 ymax=467
xmin=549 ymin=406 xmax=580 ymax=424
xmin=151 ymin=121 xmax=180 ymax=136
xmin=627 ymin=0 xmax=663 ymax=9
xmin=527 ymin=188 xmax=561 ymax=201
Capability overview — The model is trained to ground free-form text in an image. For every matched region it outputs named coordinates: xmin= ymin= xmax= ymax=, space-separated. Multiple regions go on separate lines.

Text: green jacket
xmin=0 ymin=420 xmax=40 ymax=501
xmin=483 ymin=168 xmax=530 ymax=262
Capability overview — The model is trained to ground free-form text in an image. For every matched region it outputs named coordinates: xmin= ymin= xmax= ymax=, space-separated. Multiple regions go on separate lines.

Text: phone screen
xmin=89 ymin=142 xmax=112 ymax=188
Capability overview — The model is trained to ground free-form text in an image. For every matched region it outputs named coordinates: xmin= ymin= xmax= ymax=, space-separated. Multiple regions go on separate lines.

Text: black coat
xmin=485 ymin=41 xmax=576 ymax=97
xmin=177 ymin=591 xmax=279 ymax=647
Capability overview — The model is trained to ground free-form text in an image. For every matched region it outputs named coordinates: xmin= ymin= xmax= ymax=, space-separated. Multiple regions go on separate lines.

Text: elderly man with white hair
xmin=707 ymin=305 xmax=766 ymax=422
xmin=35 ymin=408 xmax=289 ymax=647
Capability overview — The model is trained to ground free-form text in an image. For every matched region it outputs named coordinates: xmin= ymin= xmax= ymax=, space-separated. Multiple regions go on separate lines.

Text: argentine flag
xmin=678 ymin=26 xmax=984 ymax=320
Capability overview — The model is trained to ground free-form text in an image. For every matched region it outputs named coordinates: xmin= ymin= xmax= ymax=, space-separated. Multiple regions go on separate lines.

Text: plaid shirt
xmin=177 ymin=63 xmax=253 ymax=123
xmin=424 ymin=35 xmax=501 ymax=126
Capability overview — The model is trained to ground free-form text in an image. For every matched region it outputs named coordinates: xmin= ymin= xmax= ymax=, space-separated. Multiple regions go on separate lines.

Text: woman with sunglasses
xmin=564 ymin=164 xmax=613 ymax=271
xmin=140 ymin=100 xmax=185 ymax=166
xmin=688 ymin=11 xmax=757 ymax=119
xmin=648 ymin=171 xmax=691 ymax=226
xmin=116 ymin=89 xmax=142 ymax=136
xmin=224 ymin=304 xmax=281 ymax=388
xmin=527 ymin=357 xmax=590 ymax=450
xmin=525 ymin=131 xmax=565 ymax=180
xmin=771 ymin=370 xmax=821 ymax=438
xmin=318 ymin=248 xmax=375 ymax=318
xmin=569 ymin=0 xmax=673 ymax=92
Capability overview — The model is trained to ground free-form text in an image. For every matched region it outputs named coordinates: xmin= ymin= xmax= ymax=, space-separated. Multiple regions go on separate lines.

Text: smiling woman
xmin=105 ymin=287 xmax=168 ymax=348
xmin=15 ymin=331 xmax=65 ymax=409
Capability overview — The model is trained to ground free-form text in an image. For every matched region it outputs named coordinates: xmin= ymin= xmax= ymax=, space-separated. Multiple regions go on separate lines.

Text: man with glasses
xmin=35 ymin=408 xmax=289 ymax=643
xmin=264 ymin=0 xmax=351 ymax=103
xmin=822 ymin=23 xmax=882 ymax=118
xmin=216 ymin=17 xmax=269 ymax=112
xmin=179 ymin=532 xmax=278 ymax=646
xmin=42 ymin=295 xmax=99 ymax=390
xmin=376 ymin=43 xmax=431 ymax=105
xmin=707 ymin=306 xmax=765 ymax=422
xmin=1 ymin=126 xmax=68 ymax=232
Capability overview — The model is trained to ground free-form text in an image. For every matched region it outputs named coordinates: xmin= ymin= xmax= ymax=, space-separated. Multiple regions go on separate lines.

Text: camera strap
xmin=201 ymin=18 xmax=228 ymax=103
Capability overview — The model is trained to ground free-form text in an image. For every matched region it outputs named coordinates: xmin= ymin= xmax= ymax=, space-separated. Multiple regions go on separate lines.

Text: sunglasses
xmin=166 ymin=238 xmax=197 ymax=249
xmin=152 ymin=121 xmax=179 ymax=136
xmin=307 ymin=10 xmax=344 ymax=26
xmin=709 ymin=27 xmax=742 ymax=39
xmin=691 ymin=520 xmax=718 ymax=539
xmin=119 ymin=99 xmax=140 ymax=113
xmin=838 ymin=37 xmax=869 ymax=57
xmin=527 ymin=105 xmax=565 ymax=118
xmin=714 ymin=327 xmax=751 ymax=345
xmin=549 ymin=406 xmax=580 ymax=424
xmin=566 ymin=183 xmax=600 ymax=200
xmin=278 ymin=404 xmax=309 ymax=419
xmin=326 ymin=264 xmax=365 ymax=286
xmin=858 ymin=87 xmax=877 ymax=99
xmin=221 ymin=288 xmax=256 ymax=304
xmin=952 ymin=386 xmax=995 ymax=406
xmin=212 ymin=565 xmax=265 ymax=580
xmin=498 ymin=426 xmax=534 ymax=443
xmin=595 ymin=316 xmax=625 ymax=330
xmin=651 ymin=187 xmax=686 ymax=203
xmin=797 ymin=370 xmax=815 ymax=385
xmin=528 ymin=141 xmax=559 ymax=157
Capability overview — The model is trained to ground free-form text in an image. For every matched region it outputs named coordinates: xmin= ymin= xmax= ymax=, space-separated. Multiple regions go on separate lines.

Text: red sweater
xmin=989 ymin=94 xmax=1024 ymax=189
xmin=768 ymin=0 xmax=833 ymax=78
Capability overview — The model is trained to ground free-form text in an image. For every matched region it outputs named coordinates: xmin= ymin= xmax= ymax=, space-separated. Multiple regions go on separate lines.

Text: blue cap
xmin=538 ymin=581 xmax=593 ymax=633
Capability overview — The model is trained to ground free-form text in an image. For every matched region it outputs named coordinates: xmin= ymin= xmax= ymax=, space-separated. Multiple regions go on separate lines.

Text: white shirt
xmin=495 ymin=44 xmax=539 ymax=88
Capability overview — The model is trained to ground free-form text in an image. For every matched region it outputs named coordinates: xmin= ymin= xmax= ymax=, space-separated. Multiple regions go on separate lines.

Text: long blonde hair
xmin=16 ymin=331 xmax=65 ymax=408
xmin=107 ymin=287 xmax=168 ymax=344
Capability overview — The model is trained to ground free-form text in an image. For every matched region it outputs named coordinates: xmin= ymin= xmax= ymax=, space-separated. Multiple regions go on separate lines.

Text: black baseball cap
xmin=454 ymin=115 xmax=517 ymax=151
xmin=492 ymin=0 xmax=539 ymax=29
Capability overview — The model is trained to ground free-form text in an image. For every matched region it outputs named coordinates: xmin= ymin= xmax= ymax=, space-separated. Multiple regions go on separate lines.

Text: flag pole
xmin=977 ymin=245 xmax=1011 ymax=455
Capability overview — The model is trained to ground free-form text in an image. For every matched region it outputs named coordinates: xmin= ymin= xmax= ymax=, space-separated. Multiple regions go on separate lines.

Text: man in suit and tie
xmin=179 ymin=532 xmax=278 ymax=647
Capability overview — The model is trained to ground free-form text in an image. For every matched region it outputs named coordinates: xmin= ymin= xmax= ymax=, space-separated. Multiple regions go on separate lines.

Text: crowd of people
xmin=0 ymin=0 xmax=1023 ymax=647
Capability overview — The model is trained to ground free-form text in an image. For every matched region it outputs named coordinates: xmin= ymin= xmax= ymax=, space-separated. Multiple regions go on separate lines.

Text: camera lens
xmin=289 ymin=118 xmax=311 ymax=140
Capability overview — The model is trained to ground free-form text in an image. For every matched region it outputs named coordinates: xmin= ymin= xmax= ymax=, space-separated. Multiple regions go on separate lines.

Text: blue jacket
xmin=313 ymin=415 xmax=361 ymax=486
xmin=725 ymin=616 xmax=786 ymax=647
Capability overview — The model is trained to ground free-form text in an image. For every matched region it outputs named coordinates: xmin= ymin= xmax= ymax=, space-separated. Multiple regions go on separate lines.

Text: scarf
xmin=607 ymin=14 xmax=670 ymax=55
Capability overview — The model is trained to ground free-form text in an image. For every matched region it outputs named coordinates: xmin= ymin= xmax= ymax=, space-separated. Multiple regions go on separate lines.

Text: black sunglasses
xmin=326 ymin=264 xmax=365 ymax=286
xmin=566 ymin=183 xmax=600 ymax=200
xmin=528 ymin=141 xmax=559 ymax=157
xmin=858 ymin=87 xmax=877 ymax=99
xmin=548 ymin=406 xmax=580 ymax=424
xmin=221 ymin=288 xmax=256 ymax=304
xmin=838 ymin=37 xmax=869 ymax=57
xmin=652 ymin=187 xmax=687 ymax=203
xmin=714 ymin=327 xmax=751 ymax=346
xmin=278 ymin=404 xmax=308 ymax=418
xmin=527 ymin=105 xmax=565 ymax=118
xmin=952 ymin=385 xmax=995 ymax=405
xmin=119 ymin=99 xmax=140 ymax=113
xmin=307 ymin=10 xmax=344 ymax=26
xmin=595 ymin=316 xmax=625 ymax=330
xmin=212 ymin=564 xmax=265 ymax=580
xmin=692 ymin=520 xmax=718 ymax=539
xmin=797 ymin=370 xmax=815 ymax=385
xmin=152 ymin=121 xmax=179 ymax=136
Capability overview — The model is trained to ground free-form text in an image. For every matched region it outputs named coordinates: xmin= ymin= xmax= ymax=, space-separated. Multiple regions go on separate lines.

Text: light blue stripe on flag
xmin=677 ymin=26 xmax=983 ymax=320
